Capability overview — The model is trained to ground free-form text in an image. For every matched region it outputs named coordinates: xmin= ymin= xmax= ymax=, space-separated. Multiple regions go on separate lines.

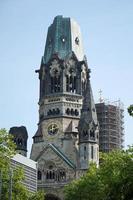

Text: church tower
xmin=78 ymin=69 xmax=99 ymax=169
xmin=30 ymin=16 xmax=99 ymax=200
xmin=9 ymin=126 xmax=28 ymax=157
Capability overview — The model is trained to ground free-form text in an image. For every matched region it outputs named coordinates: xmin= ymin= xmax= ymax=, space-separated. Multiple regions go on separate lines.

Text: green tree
xmin=0 ymin=129 xmax=45 ymax=200
xmin=99 ymin=147 xmax=133 ymax=200
xmin=0 ymin=128 xmax=16 ymax=168
xmin=128 ymin=105 xmax=133 ymax=116
xmin=65 ymin=146 xmax=133 ymax=200
xmin=65 ymin=164 xmax=104 ymax=200
xmin=28 ymin=191 xmax=45 ymax=200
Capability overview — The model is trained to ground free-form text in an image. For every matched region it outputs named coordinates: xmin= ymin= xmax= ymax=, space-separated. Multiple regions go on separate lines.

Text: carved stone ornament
xmin=65 ymin=59 xmax=76 ymax=76
xmin=38 ymin=159 xmax=46 ymax=169
xmin=81 ymin=65 xmax=87 ymax=82
xmin=88 ymin=121 xmax=96 ymax=132
xmin=49 ymin=59 xmax=61 ymax=77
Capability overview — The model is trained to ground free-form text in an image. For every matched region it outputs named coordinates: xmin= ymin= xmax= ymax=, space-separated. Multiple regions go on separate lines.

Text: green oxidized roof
xmin=43 ymin=15 xmax=72 ymax=63
xmin=35 ymin=143 xmax=76 ymax=169
xmin=49 ymin=143 xmax=76 ymax=169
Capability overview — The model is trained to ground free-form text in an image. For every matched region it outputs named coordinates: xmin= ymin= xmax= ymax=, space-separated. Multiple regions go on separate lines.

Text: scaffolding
xmin=95 ymin=100 xmax=124 ymax=152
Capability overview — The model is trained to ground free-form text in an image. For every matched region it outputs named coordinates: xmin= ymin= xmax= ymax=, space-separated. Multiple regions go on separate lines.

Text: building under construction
xmin=95 ymin=100 xmax=124 ymax=152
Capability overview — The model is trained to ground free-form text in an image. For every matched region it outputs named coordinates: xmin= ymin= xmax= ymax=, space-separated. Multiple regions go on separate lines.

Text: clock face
xmin=47 ymin=123 xmax=59 ymax=136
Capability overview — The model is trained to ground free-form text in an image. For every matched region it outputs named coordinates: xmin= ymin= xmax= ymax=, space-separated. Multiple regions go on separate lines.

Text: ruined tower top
xmin=43 ymin=15 xmax=84 ymax=63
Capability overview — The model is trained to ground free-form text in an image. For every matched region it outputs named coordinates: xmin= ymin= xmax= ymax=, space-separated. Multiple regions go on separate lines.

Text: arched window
xmin=59 ymin=169 xmax=66 ymax=181
xmin=91 ymin=145 xmax=94 ymax=159
xmin=71 ymin=109 xmax=74 ymax=115
xmin=90 ymin=130 xmax=95 ymax=140
xmin=47 ymin=108 xmax=60 ymax=116
xmin=46 ymin=171 xmax=49 ymax=179
xmin=51 ymin=76 xmax=60 ymax=93
xmin=83 ymin=130 xmax=88 ymax=137
xmin=17 ymin=138 xmax=23 ymax=146
xmin=49 ymin=171 xmax=52 ymax=179
xmin=84 ymin=146 xmax=87 ymax=160
xmin=46 ymin=170 xmax=55 ymax=180
xmin=66 ymin=108 xmax=70 ymax=115
xmin=75 ymin=109 xmax=79 ymax=116
xmin=66 ymin=75 xmax=76 ymax=93
xmin=56 ymin=108 xmax=60 ymax=114
xmin=38 ymin=170 xmax=42 ymax=180
xmin=46 ymin=169 xmax=66 ymax=182
xmin=53 ymin=109 xmax=56 ymax=115
xmin=53 ymin=171 xmax=55 ymax=179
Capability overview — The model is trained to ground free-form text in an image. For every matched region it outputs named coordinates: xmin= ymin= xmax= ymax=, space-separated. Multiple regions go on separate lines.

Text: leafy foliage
xmin=28 ymin=191 xmax=45 ymax=200
xmin=65 ymin=146 xmax=133 ymax=200
xmin=0 ymin=128 xmax=16 ymax=168
xmin=128 ymin=104 xmax=133 ymax=116
xmin=0 ymin=129 xmax=45 ymax=200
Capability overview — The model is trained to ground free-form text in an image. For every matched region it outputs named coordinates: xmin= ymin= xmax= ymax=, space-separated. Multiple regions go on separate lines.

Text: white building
xmin=11 ymin=154 xmax=37 ymax=193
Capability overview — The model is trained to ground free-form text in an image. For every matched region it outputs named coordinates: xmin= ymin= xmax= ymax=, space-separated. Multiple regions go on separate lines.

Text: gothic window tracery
xmin=17 ymin=138 xmax=23 ymax=146
xmin=48 ymin=124 xmax=58 ymax=136
xmin=50 ymin=59 xmax=61 ymax=93
xmin=90 ymin=129 xmax=95 ymax=140
xmin=47 ymin=108 xmax=60 ymax=116
xmin=59 ymin=170 xmax=66 ymax=180
xmin=66 ymin=74 xmax=76 ymax=93
xmin=46 ymin=168 xmax=66 ymax=182
xmin=51 ymin=76 xmax=61 ymax=93
xmin=66 ymin=108 xmax=79 ymax=116
xmin=46 ymin=170 xmax=55 ymax=180
xmin=65 ymin=59 xmax=77 ymax=93
xmin=83 ymin=130 xmax=88 ymax=137
xmin=71 ymin=109 xmax=74 ymax=115
xmin=66 ymin=108 xmax=70 ymax=115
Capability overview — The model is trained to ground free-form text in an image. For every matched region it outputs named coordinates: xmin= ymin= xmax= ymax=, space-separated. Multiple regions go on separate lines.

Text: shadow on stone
xmin=45 ymin=194 xmax=61 ymax=200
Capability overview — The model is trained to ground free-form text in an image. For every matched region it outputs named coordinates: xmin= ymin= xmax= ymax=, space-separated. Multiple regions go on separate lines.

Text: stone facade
xmin=30 ymin=16 xmax=99 ymax=200
xmin=9 ymin=126 xmax=28 ymax=157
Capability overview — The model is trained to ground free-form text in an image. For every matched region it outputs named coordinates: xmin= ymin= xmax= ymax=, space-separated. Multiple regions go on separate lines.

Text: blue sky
xmin=0 ymin=0 xmax=133 ymax=155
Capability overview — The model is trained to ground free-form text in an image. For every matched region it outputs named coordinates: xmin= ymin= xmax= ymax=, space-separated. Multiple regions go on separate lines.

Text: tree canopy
xmin=0 ymin=128 xmax=16 ymax=169
xmin=128 ymin=105 xmax=133 ymax=117
xmin=65 ymin=146 xmax=133 ymax=200
xmin=0 ymin=129 xmax=45 ymax=200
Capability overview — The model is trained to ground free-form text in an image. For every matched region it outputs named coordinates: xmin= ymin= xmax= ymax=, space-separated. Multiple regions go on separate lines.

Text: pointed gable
xmin=65 ymin=120 xmax=78 ymax=133
xmin=79 ymin=69 xmax=98 ymax=128
xmin=36 ymin=143 xmax=76 ymax=169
